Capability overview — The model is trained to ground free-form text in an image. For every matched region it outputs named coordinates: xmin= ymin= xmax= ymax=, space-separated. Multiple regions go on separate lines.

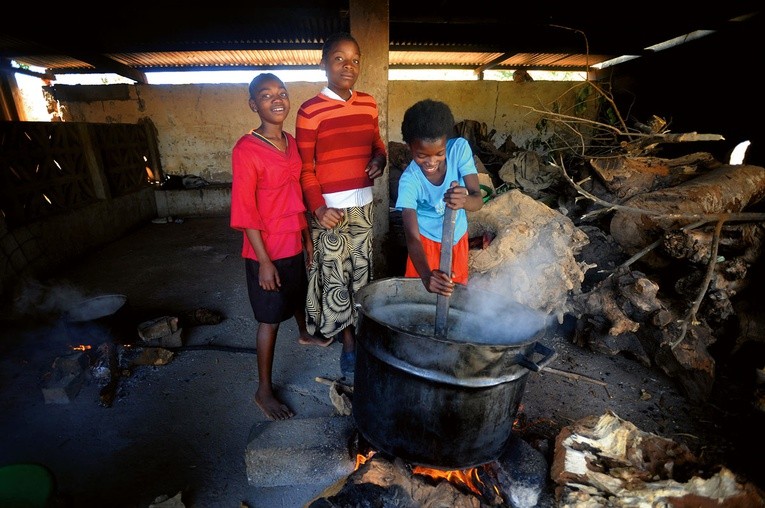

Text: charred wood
xmin=308 ymin=455 xmax=488 ymax=508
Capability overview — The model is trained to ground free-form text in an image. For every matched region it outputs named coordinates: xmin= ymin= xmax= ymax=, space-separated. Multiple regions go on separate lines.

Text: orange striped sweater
xmin=296 ymin=91 xmax=387 ymax=213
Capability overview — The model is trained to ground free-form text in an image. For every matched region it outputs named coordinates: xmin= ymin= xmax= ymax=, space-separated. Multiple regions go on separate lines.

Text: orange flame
xmin=354 ymin=452 xmax=500 ymax=499
xmin=70 ymin=344 xmax=92 ymax=351
xmin=355 ymin=451 xmax=375 ymax=470
xmin=411 ymin=465 xmax=485 ymax=496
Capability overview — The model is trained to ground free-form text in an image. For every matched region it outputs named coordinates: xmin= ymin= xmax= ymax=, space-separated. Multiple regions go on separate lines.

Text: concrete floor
xmin=0 ymin=217 xmax=760 ymax=507
xmin=1 ymin=217 xmax=354 ymax=507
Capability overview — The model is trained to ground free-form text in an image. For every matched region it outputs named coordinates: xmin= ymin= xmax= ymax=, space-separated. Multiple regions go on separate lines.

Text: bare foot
xmin=298 ymin=332 xmax=334 ymax=347
xmin=254 ymin=390 xmax=294 ymax=420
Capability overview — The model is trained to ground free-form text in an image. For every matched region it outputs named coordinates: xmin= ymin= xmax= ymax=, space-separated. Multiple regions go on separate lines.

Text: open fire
xmin=308 ymin=403 xmax=559 ymax=507
xmin=411 ymin=463 xmax=489 ymax=497
xmin=355 ymin=450 xmax=493 ymax=498
xmin=344 ymin=407 xmax=539 ymax=505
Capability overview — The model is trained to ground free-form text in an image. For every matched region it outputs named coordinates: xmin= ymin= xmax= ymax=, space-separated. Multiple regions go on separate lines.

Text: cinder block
xmin=245 ymin=416 xmax=356 ymax=488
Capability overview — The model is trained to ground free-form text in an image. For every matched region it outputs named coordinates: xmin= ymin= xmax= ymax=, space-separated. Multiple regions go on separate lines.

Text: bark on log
xmin=589 ymin=152 xmax=721 ymax=201
xmin=610 ymin=165 xmax=765 ymax=268
xmin=663 ymin=224 xmax=765 ymax=265
xmin=570 ymin=265 xmax=720 ymax=401
xmin=732 ymin=300 xmax=765 ymax=355
xmin=571 ymin=268 xmax=665 ymax=366
xmin=656 ymin=323 xmax=717 ymax=402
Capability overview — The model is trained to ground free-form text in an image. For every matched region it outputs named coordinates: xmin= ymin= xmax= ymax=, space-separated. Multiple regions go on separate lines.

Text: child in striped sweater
xmin=296 ymin=32 xmax=387 ymax=380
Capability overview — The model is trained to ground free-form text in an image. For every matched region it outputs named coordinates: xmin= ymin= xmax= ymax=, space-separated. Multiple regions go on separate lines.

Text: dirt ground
xmin=1 ymin=217 xmax=763 ymax=507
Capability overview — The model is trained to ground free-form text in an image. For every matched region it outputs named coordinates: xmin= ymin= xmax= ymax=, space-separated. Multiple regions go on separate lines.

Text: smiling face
xmin=320 ymin=38 xmax=360 ymax=99
xmin=248 ymin=77 xmax=290 ymax=125
xmin=409 ymin=136 xmax=448 ymax=183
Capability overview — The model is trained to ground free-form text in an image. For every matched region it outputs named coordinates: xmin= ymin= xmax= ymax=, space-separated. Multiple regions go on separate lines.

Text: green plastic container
xmin=0 ymin=463 xmax=55 ymax=508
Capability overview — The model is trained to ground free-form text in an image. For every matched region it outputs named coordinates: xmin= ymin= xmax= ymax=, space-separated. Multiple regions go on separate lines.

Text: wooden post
xmin=350 ymin=0 xmax=390 ymax=278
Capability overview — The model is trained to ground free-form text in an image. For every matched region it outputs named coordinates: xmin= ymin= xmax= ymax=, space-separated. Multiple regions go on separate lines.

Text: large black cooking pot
xmin=352 ymin=277 xmax=556 ymax=469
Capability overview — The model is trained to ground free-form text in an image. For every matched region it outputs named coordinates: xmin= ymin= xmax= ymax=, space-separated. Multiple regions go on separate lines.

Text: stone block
xmin=42 ymin=373 xmax=84 ymax=404
xmin=41 ymin=351 xmax=91 ymax=404
xmin=138 ymin=316 xmax=179 ymax=341
xmin=162 ymin=329 xmax=183 ymax=348
xmin=52 ymin=352 xmax=90 ymax=376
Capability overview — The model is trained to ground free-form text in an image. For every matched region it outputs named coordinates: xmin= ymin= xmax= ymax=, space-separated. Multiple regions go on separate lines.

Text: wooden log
xmin=589 ymin=152 xmax=720 ymax=200
xmin=609 ymin=165 xmax=765 ymax=268
xmin=551 ymin=411 xmax=765 ymax=507
xmin=662 ymin=223 xmax=765 ymax=264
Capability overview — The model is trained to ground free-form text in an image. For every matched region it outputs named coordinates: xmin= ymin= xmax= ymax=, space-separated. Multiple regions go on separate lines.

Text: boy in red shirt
xmin=231 ymin=73 xmax=331 ymax=421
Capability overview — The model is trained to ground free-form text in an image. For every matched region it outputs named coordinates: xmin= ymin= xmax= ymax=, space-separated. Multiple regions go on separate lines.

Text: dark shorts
xmin=245 ymin=253 xmax=307 ymax=324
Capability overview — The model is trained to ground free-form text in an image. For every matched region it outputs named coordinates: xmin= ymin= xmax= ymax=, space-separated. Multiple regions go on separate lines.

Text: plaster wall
xmin=58 ymin=80 xmax=592 ymax=183
xmin=59 ymin=83 xmax=318 ymax=182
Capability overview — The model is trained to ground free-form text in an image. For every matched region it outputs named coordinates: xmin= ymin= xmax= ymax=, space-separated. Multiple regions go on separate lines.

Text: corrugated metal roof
xmin=8 ymin=49 xmax=610 ymax=76
xmin=112 ymin=50 xmax=325 ymax=70
xmin=1 ymin=4 xmax=759 ymax=80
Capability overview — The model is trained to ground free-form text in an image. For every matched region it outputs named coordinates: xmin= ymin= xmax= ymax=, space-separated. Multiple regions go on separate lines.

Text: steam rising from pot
xmin=364 ymin=280 xmax=553 ymax=345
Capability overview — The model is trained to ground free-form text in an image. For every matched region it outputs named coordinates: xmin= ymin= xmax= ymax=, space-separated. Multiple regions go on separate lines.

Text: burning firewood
xmin=308 ymin=454 xmax=487 ymax=507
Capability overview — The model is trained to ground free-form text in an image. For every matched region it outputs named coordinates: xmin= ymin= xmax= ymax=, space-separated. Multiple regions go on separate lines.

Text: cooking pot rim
xmin=355 ymin=277 xmax=547 ymax=347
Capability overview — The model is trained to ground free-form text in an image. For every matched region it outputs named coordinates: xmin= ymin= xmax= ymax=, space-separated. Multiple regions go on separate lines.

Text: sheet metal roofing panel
xmin=110 ymin=50 xmax=323 ymax=70
xmin=496 ymin=53 xmax=613 ymax=69
xmin=389 ymin=51 xmax=504 ymax=67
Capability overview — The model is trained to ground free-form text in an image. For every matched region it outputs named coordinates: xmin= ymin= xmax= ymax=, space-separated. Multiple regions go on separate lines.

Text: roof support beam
xmin=0 ymin=60 xmax=54 ymax=81
xmin=473 ymin=52 xmax=516 ymax=75
xmin=65 ymin=53 xmax=147 ymax=84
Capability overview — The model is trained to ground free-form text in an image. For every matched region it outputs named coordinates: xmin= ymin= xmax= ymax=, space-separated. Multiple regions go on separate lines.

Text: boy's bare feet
xmin=298 ymin=332 xmax=334 ymax=347
xmin=254 ymin=389 xmax=294 ymax=420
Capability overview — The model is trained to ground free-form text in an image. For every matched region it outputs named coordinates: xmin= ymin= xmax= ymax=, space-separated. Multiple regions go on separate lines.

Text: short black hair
xmin=321 ymin=32 xmax=359 ymax=61
xmin=401 ymin=99 xmax=456 ymax=144
xmin=248 ymin=73 xmax=284 ymax=100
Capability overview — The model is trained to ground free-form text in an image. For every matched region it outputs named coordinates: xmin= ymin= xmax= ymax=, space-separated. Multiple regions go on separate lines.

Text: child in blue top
xmin=395 ymin=99 xmax=484 ymax=297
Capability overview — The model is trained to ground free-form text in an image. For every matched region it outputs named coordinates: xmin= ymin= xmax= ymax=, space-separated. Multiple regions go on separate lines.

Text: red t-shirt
xmin=230 ymin=132 xmax=307 ymax=261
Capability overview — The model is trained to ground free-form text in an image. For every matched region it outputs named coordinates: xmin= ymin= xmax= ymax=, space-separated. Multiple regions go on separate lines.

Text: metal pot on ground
xmin=62 ymin=294 xmax=135 ymax=345
xmin=352 ymin=277 xmax=556 ymax=469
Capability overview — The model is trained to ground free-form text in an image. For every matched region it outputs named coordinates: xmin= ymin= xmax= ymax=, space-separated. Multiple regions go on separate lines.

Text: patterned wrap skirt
xmin=305 ymin=202 xmax=374 ymax=338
